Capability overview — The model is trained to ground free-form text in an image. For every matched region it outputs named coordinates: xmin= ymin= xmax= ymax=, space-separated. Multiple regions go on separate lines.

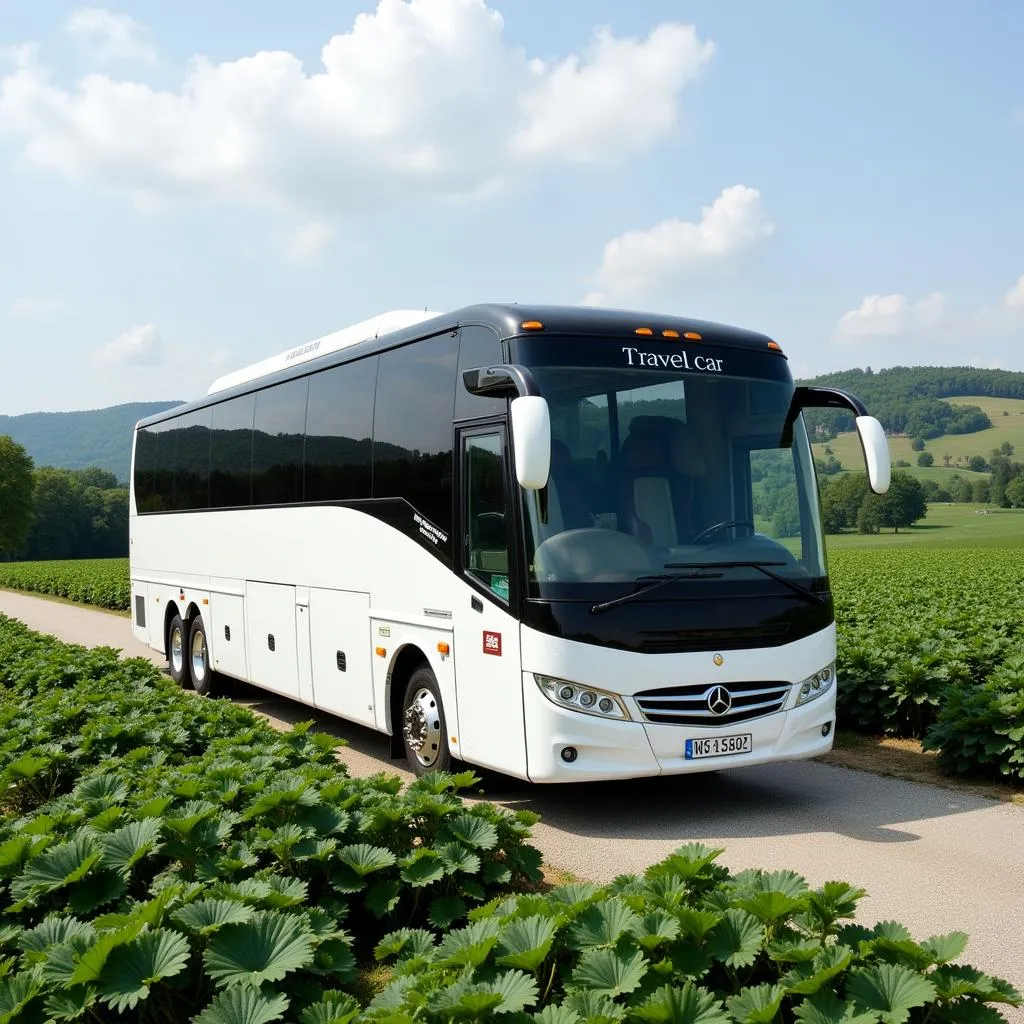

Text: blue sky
xmin=1 ymin=0 xmax=1023 ymax=414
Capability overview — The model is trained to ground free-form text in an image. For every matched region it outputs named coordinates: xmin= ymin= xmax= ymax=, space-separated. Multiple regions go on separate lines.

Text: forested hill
xmin=796 ymin=365 xmax=1024 ymax=439
xmin=0 ymin=401 xmax=182 ymax=483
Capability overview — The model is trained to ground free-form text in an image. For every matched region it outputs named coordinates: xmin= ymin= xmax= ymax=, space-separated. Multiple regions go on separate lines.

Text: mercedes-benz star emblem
xmin=707 ymin=685 xmax=733 ymax=716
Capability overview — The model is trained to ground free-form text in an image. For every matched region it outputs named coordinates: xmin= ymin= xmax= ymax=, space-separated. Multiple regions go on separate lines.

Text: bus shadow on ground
xmin=226 ymin=681 xmax=997 ymax=849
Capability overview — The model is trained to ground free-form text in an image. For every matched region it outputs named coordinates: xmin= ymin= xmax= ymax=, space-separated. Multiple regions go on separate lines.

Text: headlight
xmin=795 ymin=662 xmax=835 ymax=706
xmin=534 ymin=674 xmax=631 ymax=720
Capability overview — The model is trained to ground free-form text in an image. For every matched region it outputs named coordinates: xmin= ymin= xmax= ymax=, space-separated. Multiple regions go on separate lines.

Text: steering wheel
xmin=691 ymin=520 xmax=756 ymax=544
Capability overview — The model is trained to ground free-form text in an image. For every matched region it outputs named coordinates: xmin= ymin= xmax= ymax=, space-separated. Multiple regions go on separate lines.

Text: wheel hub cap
xmin=403 ymin=687 xmax=441 ymax=767
xmin=170 ymin=627 xmax=183 ymax=674
xmin=191 ymin=631 xmax=207 ymax=681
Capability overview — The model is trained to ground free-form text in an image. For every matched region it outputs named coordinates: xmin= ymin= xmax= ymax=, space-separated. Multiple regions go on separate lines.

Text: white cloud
xmin=93 ymin=323 xmax=161 ymax=365
xmin=833 ymin=292 xmax=949 ymax=343
xmin=513 ymin=23 xmax=713 ymax=162
xmin=581 ymin=185 xmax=775 ymax=306
xmin=285 ymin=222 xmax=334 ymax=263
xmin=1004 ymin=273 xmax=1024 ymax=309
xmin=9 ymin=294 xmax=66 ymax=320
xmin=65 ymin=7 xmax=156 ymax=65
xmin=0 ymin=0 xmax=712 ymax=217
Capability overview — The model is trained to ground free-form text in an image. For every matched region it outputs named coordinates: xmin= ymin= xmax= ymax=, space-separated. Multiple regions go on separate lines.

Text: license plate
xmin=685 ymin=733 xmax=753 ymax=759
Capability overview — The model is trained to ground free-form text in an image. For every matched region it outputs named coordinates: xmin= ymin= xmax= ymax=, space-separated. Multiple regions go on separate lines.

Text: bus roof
xmin=136 ymin=303 xmax=783 ymax=428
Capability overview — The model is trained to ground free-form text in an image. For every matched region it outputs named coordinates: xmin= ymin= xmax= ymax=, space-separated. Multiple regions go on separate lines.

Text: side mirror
xmin=510 ymin=395 xmax=551 ymax=489
xmin=855 ymin=415 xmax=891 ymax=494
xmin=789 ymin=385 xmax=891 ymax=494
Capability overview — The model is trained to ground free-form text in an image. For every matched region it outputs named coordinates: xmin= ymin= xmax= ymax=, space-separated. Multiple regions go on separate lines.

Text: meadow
xmin=812 ymin=394 xmax=1024 ymax=484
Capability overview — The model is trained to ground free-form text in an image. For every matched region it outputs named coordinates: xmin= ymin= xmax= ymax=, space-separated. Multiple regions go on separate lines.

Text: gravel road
xmin=2 ymin=589 xmax=1021 ymax=1017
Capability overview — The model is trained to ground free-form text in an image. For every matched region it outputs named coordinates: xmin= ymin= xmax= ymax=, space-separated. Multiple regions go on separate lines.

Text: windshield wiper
xmin=663 ymin=561 xmax=829 ymax=605
xmin=590 ymin=570 xmax=723 ymax=615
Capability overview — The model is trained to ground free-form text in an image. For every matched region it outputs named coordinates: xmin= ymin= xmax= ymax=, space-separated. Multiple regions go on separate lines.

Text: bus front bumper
xmin=522 ymin=672 xmax=836 ymax=783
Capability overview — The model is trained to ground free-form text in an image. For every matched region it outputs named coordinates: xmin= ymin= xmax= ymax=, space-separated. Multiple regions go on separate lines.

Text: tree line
xmin=799 ymin=365 xmax=1024 ymax=439
xmin=0 ymin=437 xmax=128 ymax=561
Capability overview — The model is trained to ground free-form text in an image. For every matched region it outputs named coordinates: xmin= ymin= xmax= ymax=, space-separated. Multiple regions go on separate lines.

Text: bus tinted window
xmin=151 ymin=420 xmax=177 ymax=512
xmin=373 ymin=333 xmax=458 ymax=536
xmin=173 ymin=408 xmax=211 ymax=510
xmin=252 ymin=378 xmax=308 ymax=505
xmin=305 ymin=357 xmax=377 ymax=502
xmin=134 ymin=426 xmax=158 ymax=511
xmin=210 ymin=395 xmax=254 ymax=508
xmin=455 ymin=325 xmax=504 ymax=420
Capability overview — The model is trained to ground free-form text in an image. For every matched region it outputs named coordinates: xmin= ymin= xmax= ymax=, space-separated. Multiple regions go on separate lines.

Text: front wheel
xmin=401 ymin=666 xmax=455 ymax=777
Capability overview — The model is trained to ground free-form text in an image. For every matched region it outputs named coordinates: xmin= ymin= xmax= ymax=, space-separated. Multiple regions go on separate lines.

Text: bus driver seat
xmin=619 ymin=417 xmax=707 ymax=547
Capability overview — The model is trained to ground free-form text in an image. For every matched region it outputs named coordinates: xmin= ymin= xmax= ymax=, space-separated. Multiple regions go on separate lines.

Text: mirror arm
xmin=782 ymin=385 xmax=870 ymax=445
xmin=462 ymin=363 xmax=541 ymax=398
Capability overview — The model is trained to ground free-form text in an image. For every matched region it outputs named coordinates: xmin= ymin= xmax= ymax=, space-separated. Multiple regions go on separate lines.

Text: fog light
xmin=821 ymin=722 xmax=832 ymax=737
xmin=561 ymin=746 xmax=578 ymax=763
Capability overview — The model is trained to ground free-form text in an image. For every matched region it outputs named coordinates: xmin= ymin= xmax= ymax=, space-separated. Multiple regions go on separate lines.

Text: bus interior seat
xmin=548 ymin=438 xmax=591 ymax=530
xmin=619 ymin=416 xmax=707 ymax=547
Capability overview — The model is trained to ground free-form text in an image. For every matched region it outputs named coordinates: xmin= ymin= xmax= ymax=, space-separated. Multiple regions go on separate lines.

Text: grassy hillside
xmin=813 ymin=395 xmax=1024 ymax=483
xmin=0 ymin=401 xmax=182 ymax=483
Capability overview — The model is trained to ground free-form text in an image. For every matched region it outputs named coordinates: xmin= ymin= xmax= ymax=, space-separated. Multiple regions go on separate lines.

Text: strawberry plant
xmin=364 ymin=844 xmax=1020 ymax=1023
xmin=923 ymin=653 xmax=1024 ymax=781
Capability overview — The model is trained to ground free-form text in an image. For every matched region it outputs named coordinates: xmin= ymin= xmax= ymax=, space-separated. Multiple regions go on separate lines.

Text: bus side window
xmin=464 ymin=431 xmax=509 ymax=602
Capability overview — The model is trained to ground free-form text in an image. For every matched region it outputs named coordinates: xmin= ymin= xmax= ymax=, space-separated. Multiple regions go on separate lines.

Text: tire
xmin=401 ymin=665 xmax=455 ymax=777
xmin=167 ymin=613 xmax=191 ymax=688
xmin=187 ymin=614 xmax=220 ymax=697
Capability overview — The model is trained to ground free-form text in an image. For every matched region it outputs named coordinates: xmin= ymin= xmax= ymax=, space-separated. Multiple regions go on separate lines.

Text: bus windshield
xmin=519 ymin=363 xmax=827 ymax=601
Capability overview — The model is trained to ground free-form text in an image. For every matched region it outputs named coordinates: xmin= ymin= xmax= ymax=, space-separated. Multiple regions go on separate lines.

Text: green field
xmin=813 ymin=394 xmax=1024 ymax=484
xmin=824 ymin=502 xmax=1024 ymax=549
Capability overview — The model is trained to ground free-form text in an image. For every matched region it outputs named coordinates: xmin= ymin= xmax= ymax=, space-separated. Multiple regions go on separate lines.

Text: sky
xmin=1 ymin=0 xmax=1023 ymax=415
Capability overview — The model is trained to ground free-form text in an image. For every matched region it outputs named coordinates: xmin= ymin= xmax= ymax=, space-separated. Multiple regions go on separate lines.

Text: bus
xmin=128 ymin=303 xmax=890 ymax=783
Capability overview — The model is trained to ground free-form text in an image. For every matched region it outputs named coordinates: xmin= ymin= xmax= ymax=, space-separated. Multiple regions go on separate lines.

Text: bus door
xmin=452 ymin=424 xmax=527 ymax=778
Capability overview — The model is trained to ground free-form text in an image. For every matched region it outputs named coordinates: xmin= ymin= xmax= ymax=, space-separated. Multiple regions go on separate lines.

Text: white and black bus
xmin=129 ymin=304 xmax=890 ymax=782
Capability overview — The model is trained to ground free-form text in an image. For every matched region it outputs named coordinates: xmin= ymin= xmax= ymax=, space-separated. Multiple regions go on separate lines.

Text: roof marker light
xmin=683 ymin=332 xmax=703 ymax=341
xmin=768 ymin=341 xmax=783 ymax=352
xmin=662 ymin=329 xmax=680 ymax=339
xmin=521 ymin=320 xmax=544 ymax=330
xmin=635 ymin=327 xmax=653 ymax=336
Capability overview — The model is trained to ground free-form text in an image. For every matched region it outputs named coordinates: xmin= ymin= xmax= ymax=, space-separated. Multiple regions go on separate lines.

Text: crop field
xmin=0 ymin=556 xmax=130 ymax=611
xmin=1 ymin=612 xmax=1020 ymax=1023
xmin=830 ymin=547 xmax=1024 ymax=782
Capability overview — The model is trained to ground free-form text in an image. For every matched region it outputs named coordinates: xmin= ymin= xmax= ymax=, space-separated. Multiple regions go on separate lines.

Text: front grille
xmin=634 ymin=680 xmax=791 ymax=726
xmin=637 ymin=624 xmax=791 ymax=653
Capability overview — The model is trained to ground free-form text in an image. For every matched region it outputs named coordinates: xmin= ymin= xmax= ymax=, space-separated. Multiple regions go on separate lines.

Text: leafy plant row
xmin=830 ymin=549 xmax=1024 ymax=783
xmin=0 ymin=558 xmax=130 ymax=612
xmin=1 ymin=615 xmax=1021 ymax=1022
xmin=0 ymin=614 xmax=543 ymax=1022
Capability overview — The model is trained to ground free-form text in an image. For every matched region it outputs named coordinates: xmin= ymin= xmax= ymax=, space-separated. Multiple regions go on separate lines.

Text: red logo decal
xmin=482 ymin=631 xmax=502 ymax=656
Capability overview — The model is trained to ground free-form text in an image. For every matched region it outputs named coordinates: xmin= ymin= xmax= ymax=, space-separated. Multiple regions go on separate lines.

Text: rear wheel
xmin=188 ymin=614 xmax=220 ymax=696
xmin=401 ymin=666 xmax=454 ymax=776
xmin=167 ymin=613 xmax=190 ymax=687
